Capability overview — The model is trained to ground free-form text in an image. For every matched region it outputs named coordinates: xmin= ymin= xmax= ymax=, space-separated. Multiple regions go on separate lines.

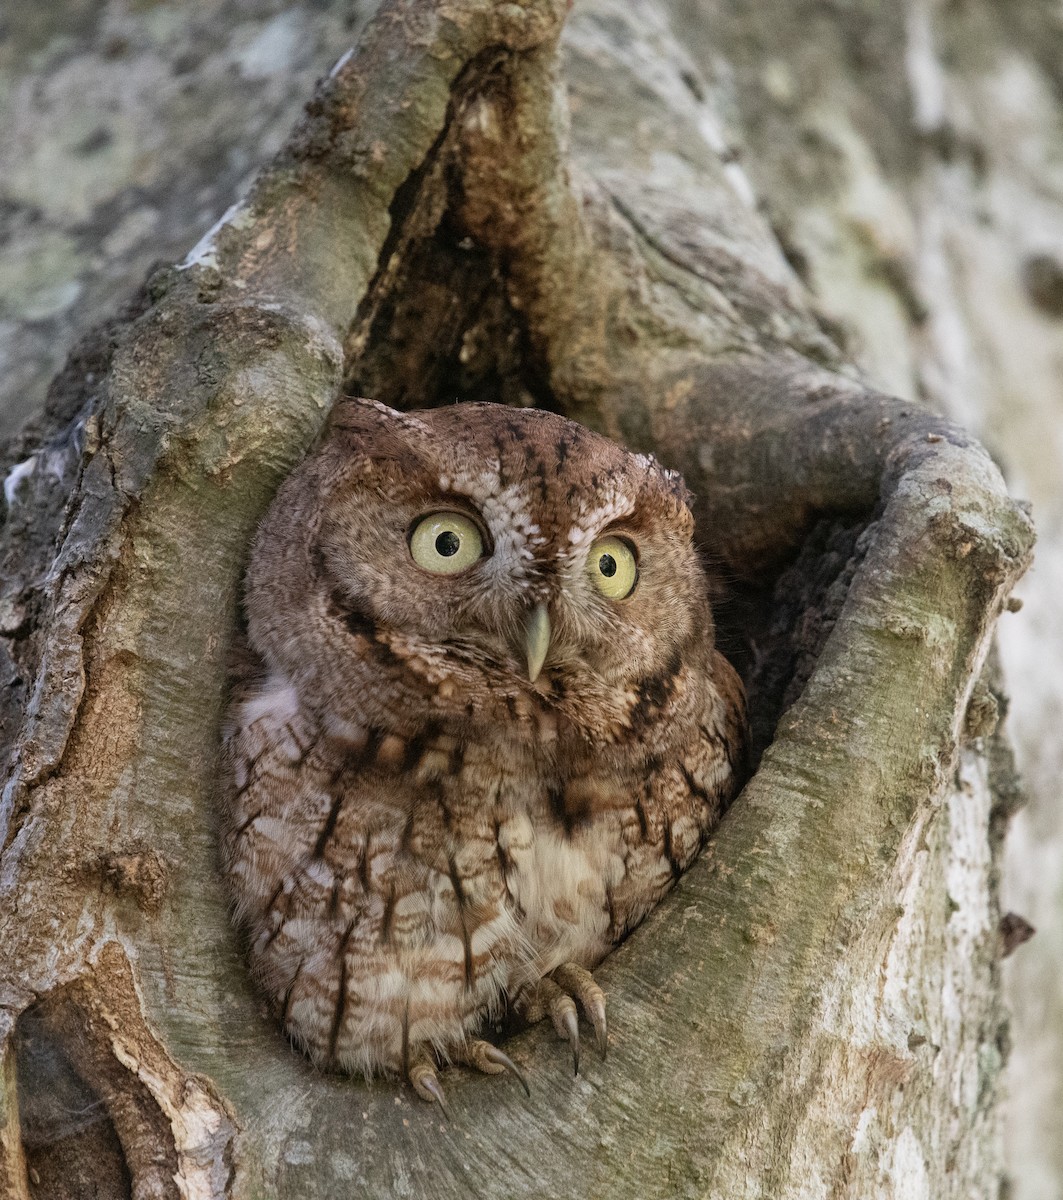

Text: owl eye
xmin=408 ymin=512 xmax=486 ymax=575
xmin=588 ymin=535 xmax=638 ymax=600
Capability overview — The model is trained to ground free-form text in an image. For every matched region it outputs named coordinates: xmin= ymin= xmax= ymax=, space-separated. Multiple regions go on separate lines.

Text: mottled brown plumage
xmin=221 ymin=399 xmax=746 ymax=1102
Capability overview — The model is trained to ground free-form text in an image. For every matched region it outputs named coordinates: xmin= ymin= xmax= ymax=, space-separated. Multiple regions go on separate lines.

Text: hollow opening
xmin=12 ymin=981 xmax=183 ymax=1200
xmin=715 ymin=516 xmax=870 ymax=767
xmin=14 ymin=1001 xmax=132 ymax=1200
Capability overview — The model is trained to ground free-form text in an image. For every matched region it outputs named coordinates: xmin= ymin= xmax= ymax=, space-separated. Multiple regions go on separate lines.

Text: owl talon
xmin=518 ymin=975 xmax=583 ymax=1074
xmin=464 ymin=1040 xmax=531 ymax=1098
xmin=410 ymin=1059 xmax=450 ymax=1117
xmin=552 ymin=962 xmax=609 ymax=1061
xmin=558 ymin=1004 xmax=581 ymax=1076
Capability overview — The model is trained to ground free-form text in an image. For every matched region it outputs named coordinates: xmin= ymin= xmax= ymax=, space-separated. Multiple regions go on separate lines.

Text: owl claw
xmin=562 ymin=1008 xmax=580 ymax=1076
xmin=537 ymin=997 xmax=581 ymax=1076
xmin=552 ymin=963 xmax=608 ymax=1062
xmin=587 ymin=994 xmax=608 ymax=1059
xmin=464 ymin=1039 xmax=531 ymax=1097
xmin=536 ymin=979 xmax=581 ymax=1074
xmin=409 ymin=1059 xmax=450 ymax=1117
xmin=516 ymin=965 xmax=608 ymax=1075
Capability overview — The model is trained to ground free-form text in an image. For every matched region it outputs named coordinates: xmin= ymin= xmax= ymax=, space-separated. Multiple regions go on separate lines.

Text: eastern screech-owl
xmin=222 ymin=399 xmax=746 ymax=1105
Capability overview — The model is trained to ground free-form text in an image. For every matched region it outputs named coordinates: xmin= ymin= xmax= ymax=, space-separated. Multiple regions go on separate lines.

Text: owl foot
xmin=408 ymin=1040 xmax=531 ymax=1109
xmin=409 ymin=1056 xmax=451 ymax=1116
xmin=459 ymin=1039 xmax=531 ymax=1097
xmin=520 ymin=963 xmax=608 ymax=1076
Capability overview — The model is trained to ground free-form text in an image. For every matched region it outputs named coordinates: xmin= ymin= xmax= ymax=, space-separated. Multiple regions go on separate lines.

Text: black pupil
xmin=599 ymin=553 xmax=617 ymax=578
xmin=436 ymin=531 xmax=461 ymax=557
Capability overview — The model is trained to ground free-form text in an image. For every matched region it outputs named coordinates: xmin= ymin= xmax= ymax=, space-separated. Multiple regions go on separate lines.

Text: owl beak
xmin=524 ymin=602 xmax=552 ymax=682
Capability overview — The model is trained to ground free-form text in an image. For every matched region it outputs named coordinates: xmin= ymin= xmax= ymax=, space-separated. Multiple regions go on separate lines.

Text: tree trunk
xmin=0 ymin=2 xmax=1035 ymax=1198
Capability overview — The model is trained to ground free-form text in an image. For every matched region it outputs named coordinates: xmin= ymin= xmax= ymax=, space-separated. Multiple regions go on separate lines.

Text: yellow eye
xmin=409 ymin=512 xmax=485 ymax=575
xmin=588 ymin=536 xmax=638 ymax=600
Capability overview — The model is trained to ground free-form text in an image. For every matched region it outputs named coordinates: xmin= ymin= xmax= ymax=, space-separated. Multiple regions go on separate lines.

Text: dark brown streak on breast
xmin=283 ymin=720 xmax=314 ymax=765
xmin=313 ymin=790 xmax=347 ymax=859
xmin=447 ymin=856 xmax=475 ymax=991
xmin=260 ymin=879 xmax=291 ymax=952
xmin=264 ymin=877 xmax=286 ymax=913
xmin=681 ymin=763 xmax=705 ymax=801
xmin=327 ymin=922 xmax=357 ymax=1064
xmin=402 ymin=996 xmax=411 ymax=1080
xmin=662 ymin=820 xmax=683 ymax=881
xmin=547 ymin=785 xmax=575 ymax=836
xmin=380 ymin=885 xmax=397 ymax=945
xmin=312 ymin=734 xmax=381 ymax=859
xmin=358 ymin=836 xmax=372 ymax=893
xmin=401 ymin=721 xmax=441 ymax=773
xmin=633 ymin=785 xmax=650 ymax=840
xmin=493 ymin=816 xmax=521 ymax=917
xmin=680 ymin=762 xmax=710 ymax=805
xmin=698 ymin=723 xmax=724 ymax=751
xmin=433 ymin=779 xmax=455 ymax=834
xmin=399 ymin=807 xmax=418 ymax=854
xmin=281 ymin=960 xmax=304 ymax=1028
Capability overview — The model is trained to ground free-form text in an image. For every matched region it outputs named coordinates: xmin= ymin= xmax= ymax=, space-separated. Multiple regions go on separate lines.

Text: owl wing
xmin=605 ymin=648 xmax=748 ymax=941
xmin=222 ymin=673 xmax=343 ymax=934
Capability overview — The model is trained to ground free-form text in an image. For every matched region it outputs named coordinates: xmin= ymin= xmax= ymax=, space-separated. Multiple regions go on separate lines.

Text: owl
xmin=222 ymin=399 xmax=747 ymax=1107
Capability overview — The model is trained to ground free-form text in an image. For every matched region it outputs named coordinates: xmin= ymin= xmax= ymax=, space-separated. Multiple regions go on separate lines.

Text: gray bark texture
xmin=0 ymin=1 xmax=1048 ymax=1198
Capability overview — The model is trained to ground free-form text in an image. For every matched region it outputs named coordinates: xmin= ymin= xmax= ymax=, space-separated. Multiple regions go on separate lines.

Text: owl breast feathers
xmin=222 ymin=399 xmax=747 ymax=1100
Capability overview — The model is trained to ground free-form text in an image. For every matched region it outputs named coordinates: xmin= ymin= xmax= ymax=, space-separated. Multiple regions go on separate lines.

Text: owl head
xmin=246 ymin=400 xmax=710 ymax=723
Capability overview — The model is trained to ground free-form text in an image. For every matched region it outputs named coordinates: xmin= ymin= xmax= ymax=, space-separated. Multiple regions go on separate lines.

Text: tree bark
xmin=0 ymin=2 xmax=1034 ymax=1198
